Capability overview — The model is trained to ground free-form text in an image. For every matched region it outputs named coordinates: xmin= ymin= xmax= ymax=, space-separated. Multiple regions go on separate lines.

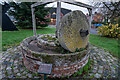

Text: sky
xmin=46 ymin=0 xmax=93 ymax=14
xmin=0 ymin=0 xmax=93 ymax=14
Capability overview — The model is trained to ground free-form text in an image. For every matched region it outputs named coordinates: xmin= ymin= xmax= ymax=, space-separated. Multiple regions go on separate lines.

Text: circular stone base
xmin=20 ymin=34 xmax=90 ymax=77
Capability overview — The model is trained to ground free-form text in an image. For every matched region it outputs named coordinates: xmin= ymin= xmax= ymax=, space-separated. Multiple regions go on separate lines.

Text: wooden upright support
xmin=88 ymin=8 xmax=92 ymax=30
xmin=56 ymin=0 xmax=61 ymax=37
xmin=30 ymin=1 xmax=93 ymax=37
xmin=31 ymin=7 xmax=37 ymax=36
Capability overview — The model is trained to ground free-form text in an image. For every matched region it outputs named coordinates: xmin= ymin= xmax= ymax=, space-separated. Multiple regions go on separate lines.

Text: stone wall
xmin=20 ymin=35 xmax=90 ymax=77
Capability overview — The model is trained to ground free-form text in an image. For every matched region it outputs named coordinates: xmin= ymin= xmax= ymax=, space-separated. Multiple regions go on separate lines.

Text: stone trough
xmin=20 ymin=10 xmax=91 ymax=77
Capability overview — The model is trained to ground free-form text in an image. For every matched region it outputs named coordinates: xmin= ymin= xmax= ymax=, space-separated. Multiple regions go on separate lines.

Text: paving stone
xmin=17 ymin=73 xmax=21 ymax=76
xmin=106 ymin=53 xmax=110 ymax=55
xmin=1 ymin=44 xmax=120 ymax=79
xmin=0 ymin=74 xmax=2 ymax=79
xmin=8 ymin=75 xmax=16 ymax=78
xmin=93 ymin=57 xmax=96 ymax=60
xmin=99 ymin=66 xmax=103 ymax=69
xmin=108 ymin=63 xmax=112 ymax=66
xmin=93 ymin=66 xmax=97 ymax=70
xmin=111 ymin=69 xmax=116 ymax=73
xmin=2 ymin=57 xmax=6 ymax=60
xmin=23 ymin=71 xmax=27 ymax=74
xmin=102 ymin=59 xmax=106 ymax=61
xmin=97 ymin=60 xmax=103 ymax=66
xmin=94 ymin=63 xmax=97 ymax=66
xmin=14 ymin=69 xmax=19 ymax=73
xmin=103 ymin=61 xmax=108 ymax=65
xmin=20 ymin=68 xmax=24 ymax=72
xmin=89 ymin=73 xmax=93 ymax=76
xmin=6 ymin=66 xmax=12 ymax=69
xmin=12 ymin=56 xmax=17 ymax=60
xmin=92 ymin=69 xmax=97 ymax=73
xmin=2 ymin=74 xmax=6 ymax=78
xmin=18 ymin=64 xmax=24 ymax=69
xmin=110 ymin=66 xmax=115 ymax=70
xmin=28 ymin=73 xmax=32 ymax=78
xmin=2 ymin=61 xmax=8 ymax=65
xmin=110 ymin=73 xmax=117 ymax=78
xmin=5 ymin=58 xmax=10 ymax=61
xmin=21 ymin=76 xmax=27 ymax=78
xmin=103 ymin=72 xmax=109 ymax=77
xmin=2 ymin=70 xmax=5 ymax=74
xmin=98 ymin=69 xmax=103 ymax=74
xmin=107 ymin=60 xmax=110 ymax=62
xmin=94 ymin=73 xmax=101 ymax=78
xmin=112 ymin=57 xmax=117 ymax=61
xmin=110 ymin=59 xmax=114 ymax=62
xmin=7 ymin=70 xmax=13 ymax=75
xmin=34 ymin=76 xmax=40 ymax=78
xmin=93 ymin=53 xmax=96 ymax=55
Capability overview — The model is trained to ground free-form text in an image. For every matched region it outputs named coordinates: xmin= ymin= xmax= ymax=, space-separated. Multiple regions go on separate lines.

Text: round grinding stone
xmin=57 ymin=10 xmax=90 ymax=52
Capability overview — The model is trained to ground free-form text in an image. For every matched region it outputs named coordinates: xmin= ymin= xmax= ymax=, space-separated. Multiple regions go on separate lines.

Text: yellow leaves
xmin=109 ymin=23 xmax=111 ymax=26
xmin=116 ymin=24 xmax=119 ymax=27
xmin=97 ymin=23 xmax=120 ymax=38
xmin=117 ymin=34 xmax=120 ymax=38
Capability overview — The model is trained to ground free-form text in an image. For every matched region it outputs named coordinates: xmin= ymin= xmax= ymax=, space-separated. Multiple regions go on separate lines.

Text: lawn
xmin=2 ymin=27 xmax=118 ymax=57
xmin=2 ymin=27 xmax=56 ymax=50
xmin=89 ymin=34 xmax=118 ymax=57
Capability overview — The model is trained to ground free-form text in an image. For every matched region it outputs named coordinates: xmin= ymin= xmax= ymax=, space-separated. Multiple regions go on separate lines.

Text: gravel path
xmin=0 ymin=45 xmax=120 ymax=79
xmin=90 ymin=28 xmax=98 ymax=34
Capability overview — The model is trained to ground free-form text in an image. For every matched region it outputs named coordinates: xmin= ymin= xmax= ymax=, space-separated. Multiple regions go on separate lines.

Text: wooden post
xmin=88 ymin=8 xmax=92 ymax=30
xmin=56 ymin=0 xmax=61 ymax=37
xmin=31 ymin=7 xmax=37 ymax=36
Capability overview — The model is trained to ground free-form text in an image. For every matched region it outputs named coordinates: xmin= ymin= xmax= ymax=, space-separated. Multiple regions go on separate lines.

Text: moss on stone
xmin=75 ymin=48 xmax=86 ymax=52
xmin=42 ymin=55 xmax=54 ymax=63
xmin=71 ymin=59 xmax=91 ymax=77
xmin=41 ymin=35 xmax=56 ymax=42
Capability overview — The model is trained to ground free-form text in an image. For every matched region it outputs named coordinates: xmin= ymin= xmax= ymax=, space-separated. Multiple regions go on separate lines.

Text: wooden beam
xmin=31 ymin=7 xmax=37 ymax=36
xmin=31 ymin=0 xmax=93 ymax=9
xmin=61 ymin=0 xmax=93 ymax=9
xmin=56 ymin=1 xmax=61 ymax=37
xmin=31 ymin=0 xmax=56 ymax=8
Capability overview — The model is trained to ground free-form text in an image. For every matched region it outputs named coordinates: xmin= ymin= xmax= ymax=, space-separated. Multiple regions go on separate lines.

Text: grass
xmin=2 ymin=27 xmax=118 ymax=57
xmin=89 ymin=34 xmax=118 ymax=57
xmin=72 ymin=59 xmax=91 ymax=77
xmin=2 ymin=27 xmax=56 ymax=50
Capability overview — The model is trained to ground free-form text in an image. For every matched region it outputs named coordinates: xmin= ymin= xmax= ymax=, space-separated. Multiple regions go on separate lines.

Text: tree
xmin=2 ymin=2 xmax=18 ymax=31
xmin=90 ymin=1 xmax=120 ymax=24
xmin=8 ymin=2 xmax=50 ymax=28
xmin=102 ymin=2 xmax=120 ymax=23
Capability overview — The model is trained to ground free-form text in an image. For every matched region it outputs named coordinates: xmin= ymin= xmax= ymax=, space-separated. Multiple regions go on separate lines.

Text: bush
xmin=97 ymin=23 xmax=120 ymax=38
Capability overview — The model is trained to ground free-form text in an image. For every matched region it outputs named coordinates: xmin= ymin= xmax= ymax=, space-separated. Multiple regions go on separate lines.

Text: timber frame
xmin=31 ymin=0 xmax=93 ymax=36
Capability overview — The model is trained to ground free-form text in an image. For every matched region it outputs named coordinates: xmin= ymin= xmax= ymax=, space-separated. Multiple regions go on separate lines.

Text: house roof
xmin=46 ymin=7 xmax=71 ymax=15
xmin=46 ymin=7 xmax=71 ymax=19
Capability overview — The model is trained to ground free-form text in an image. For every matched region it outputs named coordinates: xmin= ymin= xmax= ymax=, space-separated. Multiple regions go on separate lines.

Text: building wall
xmin=45 ymin=8 xmax=71 ymax=25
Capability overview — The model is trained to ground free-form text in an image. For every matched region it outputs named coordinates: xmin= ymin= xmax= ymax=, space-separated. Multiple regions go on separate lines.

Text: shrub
xmin=97 ymin=23 xmax=120 ymax=38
